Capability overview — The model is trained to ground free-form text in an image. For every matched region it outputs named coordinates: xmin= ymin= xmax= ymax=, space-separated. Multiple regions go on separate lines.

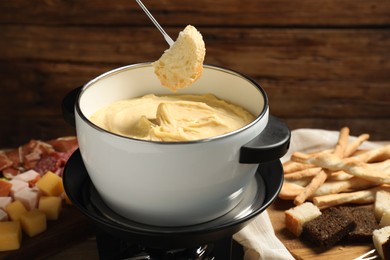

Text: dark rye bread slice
xmin=338 ymin=205 xmax=378 ymax=242
xmin=301 ymin=207 xmax=356 ymax=249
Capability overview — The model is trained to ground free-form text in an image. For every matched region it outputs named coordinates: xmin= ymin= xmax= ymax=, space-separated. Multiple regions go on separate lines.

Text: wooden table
xmin=0 ymin=199 xmax=377 ymax=259
xmin=1 ymin=0 xmax=389 ymax=149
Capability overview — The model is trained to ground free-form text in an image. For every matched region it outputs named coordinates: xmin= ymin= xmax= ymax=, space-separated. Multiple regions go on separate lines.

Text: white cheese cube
xmin=13 ymin=188 xmax=40 ymax=211
xmin=13 ymin=169 xmax=40 ymax=183
xmin=9 ymin=179 xmax=28 ymax=197
xmin=0 ymin=197 xmax=12 ymax=211
xmin=0 ymin=209 xmax=8 ymax=221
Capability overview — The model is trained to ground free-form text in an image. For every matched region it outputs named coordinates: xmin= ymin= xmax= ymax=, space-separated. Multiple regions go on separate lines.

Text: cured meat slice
xmin=0 ymin=179 xmax=12 ymax=196
xmin=47 ymin=137 xmax=78 ymax=153
xmin=0 ymin=152 xmax=13 ymax=171
xmin=1 ymin=137 xmax=78 ymax=177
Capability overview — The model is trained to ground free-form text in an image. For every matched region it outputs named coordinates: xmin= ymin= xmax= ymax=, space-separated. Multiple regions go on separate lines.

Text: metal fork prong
xmin=354 ymin=249 xmax=379 ymax=260
xmin=135 ymin=0 xmax=174 ymax=46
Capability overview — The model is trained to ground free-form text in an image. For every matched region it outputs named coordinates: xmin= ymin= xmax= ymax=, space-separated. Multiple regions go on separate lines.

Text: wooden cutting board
xmin=0 ymin=205 xmax=95 ymax=259
xmin=268 ymin=199 xmax=374 ymax=260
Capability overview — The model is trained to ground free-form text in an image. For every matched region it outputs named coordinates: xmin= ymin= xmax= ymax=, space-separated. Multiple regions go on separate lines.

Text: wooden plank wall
xmin=0 ymin=0 xmax=389 ymax=148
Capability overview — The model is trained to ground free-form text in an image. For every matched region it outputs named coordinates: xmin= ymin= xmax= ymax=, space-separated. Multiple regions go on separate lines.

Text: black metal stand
xmin=95 ymin=227 xmax=243 ymax=260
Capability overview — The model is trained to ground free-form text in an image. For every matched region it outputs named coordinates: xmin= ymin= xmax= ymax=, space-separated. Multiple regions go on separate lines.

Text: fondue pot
xmin=63 ymin=63 xmax=290 ymax=227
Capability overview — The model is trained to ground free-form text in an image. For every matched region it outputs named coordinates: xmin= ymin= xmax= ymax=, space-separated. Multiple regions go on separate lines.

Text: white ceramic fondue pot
xmin=71 ymin=63 xmax=290 ymax=226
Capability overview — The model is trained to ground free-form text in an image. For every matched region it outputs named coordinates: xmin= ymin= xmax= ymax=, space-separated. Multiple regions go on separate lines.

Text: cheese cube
xmin=38 ymin=196 xmax=62 ymax=220
xmin=6 ymin=200 xmax=28 ymax=221
xmin=0 ymin=209 xmax=8 ymax=221
xmin=0 ymin=197 xmax=12 ymax=210
xmin=0 ymin=221 xmax=22 ymax=251
xmin=9 ymin=179 xmax=28 ymax=197
xmin=13 ymin=187 xmax=40 ymax=211
xmin=62 ymin=192 xmax=72 ymax=205
xmin=13 ymin=169 xmax=40 ymax=184
xmin=35 ymin=171 xmax=64 ymax=196
xmin=20 ymin=209 xmax=47 ymax=237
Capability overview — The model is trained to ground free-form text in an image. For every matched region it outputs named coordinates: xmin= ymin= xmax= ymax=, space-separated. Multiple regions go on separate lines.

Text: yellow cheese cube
xmin=63 ymin=192 xmax=72 ymax=205
xmin=38 ymin=196 xmax=62 ymax=220
xmin=35 ymin=171 xmax=64 ymax=196
xmin=20 ymin=209 xmax=47 ymax=237
xmin=5 ymin=200 xmax=27 ymax=221
xmin=0 ymin=221 xmax=22 ymax=251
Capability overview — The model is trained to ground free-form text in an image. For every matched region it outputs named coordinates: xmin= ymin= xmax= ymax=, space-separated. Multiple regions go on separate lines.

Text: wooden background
xmin=0 ymin=0 xmax=389 ymax=148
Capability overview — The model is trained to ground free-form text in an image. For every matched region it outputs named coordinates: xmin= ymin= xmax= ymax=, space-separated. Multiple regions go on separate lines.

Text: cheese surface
xmin=90 ymin=94 xmax=255 ymax=142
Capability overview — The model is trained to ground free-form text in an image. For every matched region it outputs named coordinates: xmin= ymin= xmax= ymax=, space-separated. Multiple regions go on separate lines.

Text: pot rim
xmin=76 ymin=62 xmax=269 ymax=145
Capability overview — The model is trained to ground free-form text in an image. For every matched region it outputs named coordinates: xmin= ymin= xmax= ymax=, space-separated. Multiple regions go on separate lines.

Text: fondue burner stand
xmin=63 ymin=150 xmax=284 ymax=260
xmin=95 ymin=228 xmax=243 ymax=259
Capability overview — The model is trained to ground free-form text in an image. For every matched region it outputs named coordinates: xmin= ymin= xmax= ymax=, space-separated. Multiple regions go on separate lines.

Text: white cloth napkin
xmin=233 ymin=128 xmax=387 ymax=260
xmin=233 ymin=210 xmax=294 ymax=259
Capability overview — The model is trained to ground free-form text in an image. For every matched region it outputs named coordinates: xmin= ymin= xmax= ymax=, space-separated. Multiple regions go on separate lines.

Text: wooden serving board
xmin=0 ymin=205 xmax=95 ymax=259
xmin=268 ymin=199 xmax=374 ymax=260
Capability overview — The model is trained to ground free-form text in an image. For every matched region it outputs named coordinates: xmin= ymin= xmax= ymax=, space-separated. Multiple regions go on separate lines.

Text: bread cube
xmin=0 ymin=221 xmax=22 ymax=251
xmin=20 ymin=209 xmax=47 ymax=237
xmin=372 ymin=226 xmax=390 ymax=260
xmin=0 ymin=209 xmax=8 ymax=221
xmin=379 ymin=211 xmax=390 ymax=227
xmin=13 ymin=187 xmax=40 ymax=211
xmin=375 ymin=190 xmax=390 ymax=220
xmin=285 ymin=202 xmax=322 ymax=236
xmin=6 ymin=200 xmax=27 ymax=221
xmin=38 ymin=196 xmax=62 ymax=220
xmin=35 ymin=171 xmax=64 ymax=196
xmin=0 ymin=197 xmax=12 ymax=210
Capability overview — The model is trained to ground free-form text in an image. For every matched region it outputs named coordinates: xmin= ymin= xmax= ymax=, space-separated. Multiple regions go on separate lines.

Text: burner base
xmin=95 ymin=227 xmax=243 ymax=260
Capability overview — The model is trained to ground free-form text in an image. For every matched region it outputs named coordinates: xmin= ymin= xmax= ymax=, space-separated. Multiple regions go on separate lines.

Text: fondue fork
xmin=135 ymin=0 xmax=174 ymax=46
xmin=354 ymin=249 xmax=378 ymax=260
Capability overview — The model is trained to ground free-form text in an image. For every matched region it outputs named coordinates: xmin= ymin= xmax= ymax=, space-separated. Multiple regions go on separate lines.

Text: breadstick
xmin=312 ymin=180 xmax=352 ymax=197
xmin=283 ymin=161 xmax=315 ymax=174
xmin=292 ymin=152 xmax=390 ymax=184
xmin=314 ymin=177 xmax=377 ymax=196
xmin=351 ymin=145 xmax=390 ymax=163
xmin=370 ymin=159 xmax=390 ymax=171
xmin=291 ymin=151 xmax=312 ymax=163
xmin=326 ymin=170 xmax=353 ymax=181
xmin=344 ymin=133 xmax=370 ymax=157
xmin=294 ymin=170 xmax=328 ymax=205
xmin=332 ymin=127 xmax=350 ymax=158
xmin=313 ymin=185 xmax=390 ymax=209
xmin=284 ymin=167 xmax=322 ymax=180
xmin=279 ymin=182 xmax=304 ymax=200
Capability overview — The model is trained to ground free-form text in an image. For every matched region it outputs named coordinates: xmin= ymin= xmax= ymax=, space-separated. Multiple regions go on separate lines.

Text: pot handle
xmin=239 ymin=115 xmax=290 ymax=164
xmin=61 ymin=86 xmax=82 ymax=127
